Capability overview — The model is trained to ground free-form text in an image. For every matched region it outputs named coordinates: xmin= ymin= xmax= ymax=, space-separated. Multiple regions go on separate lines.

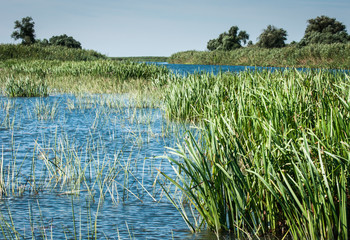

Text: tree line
xmin=11 ymin=16 xmax=82 ymax=49
xmin=207 ymin=15 xmax=350 ymax=51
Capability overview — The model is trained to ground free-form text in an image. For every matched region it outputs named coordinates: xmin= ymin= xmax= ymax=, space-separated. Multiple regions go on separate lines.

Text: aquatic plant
xmin=168 ymin=43 xmax=350 ymax=69
xmin=5 ymin=77 xmax=48 ymax=97
xmin=161 ymin=69 xmax=350 ymax=239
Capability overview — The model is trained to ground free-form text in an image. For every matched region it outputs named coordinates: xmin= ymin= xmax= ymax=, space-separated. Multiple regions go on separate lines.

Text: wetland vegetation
xmin=0 ymin=55 xmax=349 ymax=239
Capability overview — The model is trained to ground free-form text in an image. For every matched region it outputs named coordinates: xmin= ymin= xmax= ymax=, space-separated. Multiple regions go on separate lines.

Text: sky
xmin=0 ymin=0 xmax=349 ymax=57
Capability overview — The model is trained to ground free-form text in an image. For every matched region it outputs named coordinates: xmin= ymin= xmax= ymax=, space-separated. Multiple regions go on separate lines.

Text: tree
xmin=207 ymin=26 xmax=249 ymax=51
xmin=257 ymin=25 xmax=287 ymax=48
xmin=49 ymin=34 xmax=82 ymax=49
xmin=11 ymin=16 xmax=36 ymax=45
xmin=300 ymin=15 xmax=350 ymax=45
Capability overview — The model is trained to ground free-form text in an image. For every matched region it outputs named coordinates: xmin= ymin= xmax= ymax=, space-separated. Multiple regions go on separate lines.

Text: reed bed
xmin=0 ymin=44 xmax=106 ymax=61
xmin=4 ymin=77 xmax=48 ymax=97
xmin=168 ymin=43 xmax=350 ymax=69
xmin=161 ymin=69 xmax=350 ymax=239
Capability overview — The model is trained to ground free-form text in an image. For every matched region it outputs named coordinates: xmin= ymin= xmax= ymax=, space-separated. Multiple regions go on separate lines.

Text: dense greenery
xmin=161 ymin=70 xmax=350 ymax=239
xmin=0 ymin=44 xmax=106 ymax=61
xmin=300 ymin=15 xmax=350 ymax=46
xmin=5 ymin=77 xmax=48 ymax=97
xmin=11 ymin=16 xmax=36 ymax=45
xmin=168 ymin=43 xmax=350 ymax=69
xmin=207 ymin=26 xmax=249 ymax=51
xmin=0 ymin=59 xmax=169 ymax=95
xmin=48 ymin=34 xmax=82 ymax=49
xmin=257 ymin=25 xmax=287 ymax=48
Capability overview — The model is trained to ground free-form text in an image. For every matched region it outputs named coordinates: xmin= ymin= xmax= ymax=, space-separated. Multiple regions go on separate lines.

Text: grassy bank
xmin=168 ymin=43 xmax=350 ymax=69
xmin=111 ymin=56 xmax=168 ymax=62
xmin=0 ymin=59 xmax=169 ymax=95
xmin=0 ymin=44 xmax=106 ymax=61
xmin=160 ymin=70 xmax=350 ymax=239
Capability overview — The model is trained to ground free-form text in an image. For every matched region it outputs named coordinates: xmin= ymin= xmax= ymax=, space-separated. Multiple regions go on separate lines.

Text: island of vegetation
xmin=168 ymin=15 xmax=350 ymax=69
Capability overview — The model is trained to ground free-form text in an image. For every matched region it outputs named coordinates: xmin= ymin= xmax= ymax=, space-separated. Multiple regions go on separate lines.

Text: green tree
xmin=257 ymin=25 xmax=287 ymax=48
xmin=300 ymin=15 xmax=350 ymax=45
xmin=11 ymin=16 xmax=36 ymax=45
xmin=49 ymin=34 xmax=82 ymax=49
xmin=207 ymin=26 xmax=249 ymax=51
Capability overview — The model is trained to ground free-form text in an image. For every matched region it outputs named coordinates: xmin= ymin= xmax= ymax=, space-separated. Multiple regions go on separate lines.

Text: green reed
xmin=161 ymin=69 xmax=350 ymax=239
xmin=168 ymin=43 xmax=350 ymax=69
xmin=4 ymin=77 xmax=48 ymax=97
xmin=0 ymin=44 xmax=106 ymax=61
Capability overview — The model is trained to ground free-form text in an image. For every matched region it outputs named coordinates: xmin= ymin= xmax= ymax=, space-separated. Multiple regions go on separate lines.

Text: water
xmin=0 ymin=94 xmax=212 ymax=239
xmin=155 ymin=62 xmax=279 ymax=75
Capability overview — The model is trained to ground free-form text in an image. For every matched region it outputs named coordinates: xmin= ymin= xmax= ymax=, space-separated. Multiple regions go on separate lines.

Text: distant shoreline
xmin=168 ymin=43 xmax=350 ymax=70
xmin=110 ymin=56 xmax=168 ymax=63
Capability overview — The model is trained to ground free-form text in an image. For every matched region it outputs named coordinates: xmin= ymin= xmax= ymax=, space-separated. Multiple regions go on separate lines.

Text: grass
xmin=1 ymin=57 xmax=349 ymax=239
xmin=168 ymin=43 xmax=350 ymax=69
xmin=0 ymin=44 xmax=106 ymax=61
xmin=4 ymin=77 xmax=48 ymax=97
xmin=160 ymin=69 xmax=350 ymax=239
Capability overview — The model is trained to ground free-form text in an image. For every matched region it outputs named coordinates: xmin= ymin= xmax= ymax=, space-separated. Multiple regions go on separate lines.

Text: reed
xmin=168 ymin=43 xmax=350 ymax=69
xmin=4 ymin=77 xmax=48 ymax=97
xmin=0 ymin=44 xmax=106 ymax=61
xmin=161 ymin=69 xmax=350 ymax=239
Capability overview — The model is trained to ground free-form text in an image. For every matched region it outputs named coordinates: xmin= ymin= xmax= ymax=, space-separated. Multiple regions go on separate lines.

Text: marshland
xmin=0 ymin=42 xmax=349 ymax=239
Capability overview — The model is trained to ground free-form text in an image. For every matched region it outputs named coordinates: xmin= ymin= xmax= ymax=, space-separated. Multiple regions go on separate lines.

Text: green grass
xmin=0 ymin=44 xmax=106 ymax=61
xmin=160 ymin=69 xmax=350 ymax=239
xmin=0 ymin=59 xmax=170 ymax=95
xmin=1 ymin=56 xmax=349 ymax=239
xmin=168 ymin=43 xmax=350 ymax=69
xmin=5 ymin=77 xmax=48 ymax=97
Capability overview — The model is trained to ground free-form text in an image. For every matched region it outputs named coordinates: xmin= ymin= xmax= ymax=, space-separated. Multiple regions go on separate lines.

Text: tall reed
xmin=161 ymin=69 xmax=350 ymax=239
xmin=168 ymin=43 xmax=350 ymax=69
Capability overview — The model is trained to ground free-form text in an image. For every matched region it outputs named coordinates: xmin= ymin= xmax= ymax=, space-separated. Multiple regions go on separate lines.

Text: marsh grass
xmin=161 ymin=69 xmax=350 ymax=239
xmin=168 ymin=43 xmax=350 ymax=69
xmin=4 ymin=77 xmax=48 ymax=97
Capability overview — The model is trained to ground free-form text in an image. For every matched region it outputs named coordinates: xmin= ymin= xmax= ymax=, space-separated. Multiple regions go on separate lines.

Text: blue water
xmin=0 ymin=94 xmax=217 ymax=239
xmin=152 ymin=62 xmax=349 ymax=75
xmin=160 ymin=62 xmax=277 ymax=75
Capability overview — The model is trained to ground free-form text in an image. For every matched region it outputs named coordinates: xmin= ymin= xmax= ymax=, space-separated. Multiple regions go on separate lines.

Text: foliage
xmin=168 ymin=43 xmax=350 ymax=69
xmin=257 ymin=25 xmax=287 ymax=48
xmin=300 ymin=15 xmax=350 ymax=45
xmin=49 ymin=34 xmax=82 ymax=49
xmin=207 ymin=26 xmax=249 ymax=51
xmin=0 ymin=59 xmax=170 ymax=94
xmin=0 ymin=44 xmax=106 ymax=61
xmin=11 ymin=16 xmax=36 ymax=45
xmin=161 ymin=70 xmax=350 ymax=239
xmin=5 ymin=77 xmax=48 ymax=97
xmin=1 ymin=60 xmax=169 ymax=80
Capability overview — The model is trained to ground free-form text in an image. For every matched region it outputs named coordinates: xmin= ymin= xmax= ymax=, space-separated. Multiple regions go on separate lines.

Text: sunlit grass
xmin=161 ymin=69 xmax=350 ymax=239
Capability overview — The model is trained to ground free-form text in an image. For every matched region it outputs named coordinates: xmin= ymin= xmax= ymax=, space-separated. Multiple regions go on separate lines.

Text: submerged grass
xmin=161 ymin=69 xmax=350 ymax=239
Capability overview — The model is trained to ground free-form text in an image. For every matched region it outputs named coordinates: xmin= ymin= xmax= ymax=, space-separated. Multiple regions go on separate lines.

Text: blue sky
xmin=1 ymin=0 xmax=349 ymax=57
